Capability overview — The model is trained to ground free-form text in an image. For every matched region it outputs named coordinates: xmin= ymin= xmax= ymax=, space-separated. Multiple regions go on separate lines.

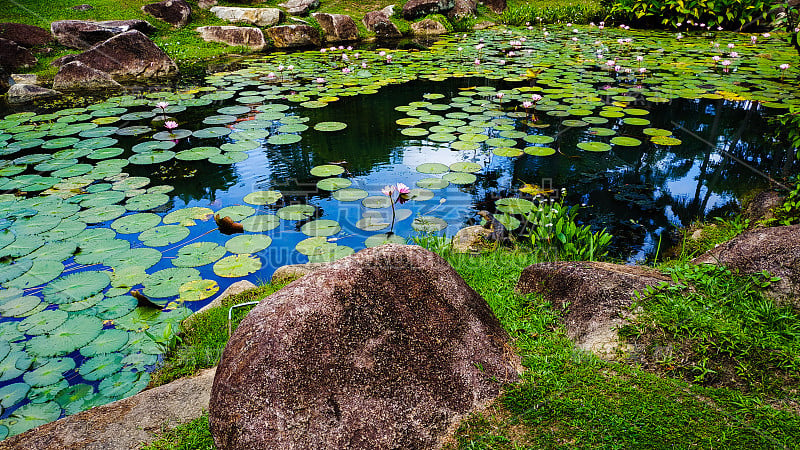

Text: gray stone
xmin=265 ymin=24 xmax=321 ymax=48
xmin=72 ymin=4 xmax=93 ymax=10
xmin=0 ymin=367 xmax=216 ymax=450
xmin=196 ymin=26 xmax=266 ymax=51
xmin=50 ymin=19 xmax=155 ymax=50
xmin=448 ymin=0 xmax=477 ymax=18
xmin=0 ymin=23 xmax=51 ymax=47
xmin=472 ymin=20 xmax=495 ymax=30
xmin=53 ymin=30 xmax=178 ymax=80
xmin=381 ymin=4 xmax=396 ymax=16
xmin=210 ymin=244 xmax=520 ymax=449
xmin=53 ymin=61 xmax=122 ymax=91
xmin=516 ymin=261 xmax=674 ymax=358
xmin=743 ymin=190 xmax=785 ymax=224
xmin=198 ymin=0 xmax=217 ymax=9
xmin=0 ymin=38 xmax=36 ymax=72
xmin=279 ymin=0 xmax=319 ymax=15
xmin=411 ymin=18 xmax=449 ymax=35
xmin=10 ymin=73 xmax=36 ymax=84
xmin=210 ymin=6 xmax=283 ymax=27
xmin=363 ymin=10 xmax=402 ymax=38
xmin=402 ymin=0 xmax=455 ymax=20
xmin=693 ymin=224 xmax=800 ymax=306
xmin=451 ymin=225 xmax=493 ymax=253
xmin=142 ymin=0 xmax=192 ymax=28
xmin=270 ymin=262 xmax=328 ymax=285
xmin=312 ymin=13 xmax=359 ymax=42
xmin=6 ymin=83 xmax=60 ymax=104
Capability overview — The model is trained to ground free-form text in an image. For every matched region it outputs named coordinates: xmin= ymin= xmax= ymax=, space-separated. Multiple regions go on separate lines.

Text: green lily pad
xmin=225 ymin=234 xmax=272 ymax=253
xmin=143 ymin=267 xmax=201 ymax=298
xmin=243 ymin=190 xmax=283 ymax=205
xmin=314 ymin=121 xmax=347 ymax=132
xmin=79 ymin=329 xmax=130 ymax=357
xmin=0 ymin=294 xmax=41 ymax=317
xmin=442 ymin=172 xmax=477 ymax=185
xmin=317 ymin=177 xmax=352 ymax=191
xmin=179 ymin=279 xmax=219 ymax=302
xmin=577 ymin=142 xmax=612 ymax=152
xmin=43 ymin=271 xmax=110 ymax=305
xmin=310 ymin=164 xmax=345 ymax=177
xmin=163 ymin=207 xmax=213 ymax=226
xmin=173 ymin=242 xmax=227 ymax=267
xmin=524 ymin=146 xmax=556 ymax=156
xmin=18 ymin=310 xmax=68 ymax=336
xmin=416 ymin=163 xmax=449 ymax=174
xmin=26 ymin=315 xmax=102 ymax=357
xmin=125 ymin=193 xmax=169 ymax=211
xmin=364 ymin=233 xmax=406 ymax=247
xmin=193 ymin=127 xmax=232 ymax=139
xmin=176 ymin=146 xmax=221 ymax=161
xmin=77 ymin=205 xmax=126 ymax=224
xmin=308 ymin=245 xmax=353 ymax=263
xmin=110 ymin=265 xmax=147 ymax=288
xmin=362 ymin=195 xmax=392 ymax=208
xmin=332 ymin=188 xmax=368 ymax=202
xmin=111 ymin=213 xmax=162 ymax=234
xmin=411 ymin=216 xmax=448 ymax=232
xmin=213 ymin=254 xmax=261 ymax=277
xmin=3 ymin=260 xmax=64 ymax=290
xmin=79 ymin=354 xmax=123 ymax=381
xmin=651 ymin=136 xmax=682 ymax=145
xmin=300 ymin=219 xmax=341 ymax=237
xmin=0 ymin=401 xmax=61 ymax=436
xmin=95 ymin=295 xmax=137 ymax=320
xmin=216 ymin=205 xmax=255 ymax=222
xmin=267 ymin=134 xmax=302 ymax=145
xmin=495 ymin=198 xmax=535 ymax=214
xmin=240 ymin=214 xmax=281 ymax=232
xmin=0 ymin=382 xmax=29 ymax=409
xmin=103 ymin=248 xmax=162 ymax=270
xmin=276 ymin=204 xmax=315 ymax=221
xmin=139 ymin=225 xmax=190 ymax=247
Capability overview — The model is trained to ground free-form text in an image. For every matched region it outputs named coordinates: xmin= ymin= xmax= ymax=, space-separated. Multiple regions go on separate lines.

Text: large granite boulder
xmin=7 ymin=84 xmax=60 ymax=104
xmin=411 ymin=18 xmax=449 ymax=35
xmin=312 ymin=13 xmax=359 ymax=42
xmin=279 ymin=0 xmax=319 ymax=15
xmin=270 ymin=262 xmax=328 ymax=285
xmin=449 ymin=0 xmax=477 ymax=18
xmin=0 ymin=38 xmax=36 ymax=71
xmin=53 ymin=30 xmax=178 ymax=80
xmin=50 ymin=20 xmax=155 ymax=49
xmin=0 ymin=23 xmax=51 ymax=47
xmin=693 ymin=224 xmax=800 ymax=306
xmin=53 ymin=61 xmax=122 ymax=91
xmin=210 ymin=6 xmax=283 ymax=27
xmin=142 ymin=0 xmax=192 ymax=28
xmin=210 ymin=244 xmax=520 ymax=449
xmin=516 ymin=261 xmax=673 ymax=358
xmin=402 ymin=0 xmax=455 ymax=20
xmin=196 ymin=26 xmax=266 ymax=51
xmin=484 ymin=0 xmax=507 ymax=13
xmin=265 ymin=24 xmax=321 ymax=48
xmin=363 ymin=10 xmax=402 ymax=38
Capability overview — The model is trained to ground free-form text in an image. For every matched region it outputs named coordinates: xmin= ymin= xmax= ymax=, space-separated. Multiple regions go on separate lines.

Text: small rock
xmin=312 ymin=13 xmax=359 ymax=42
xmin=451 ymin=225 xmax=493 ymax=253
xmin=692 ymin=224 xmax=800 ymax=306
xmin=52 ymin=30 xmax=178 ymax=80
xmin=448 ymin=0 xmax=477 ymax=18
xmin=7 ymin=83 xmax=60 ymax=104
xmin=278 ymin=0 xmax=319 ymax=15
xmin=198 ymin=0 xmax=217 ymax=9
xmin=411 ymin=18 xmax=449 ymax=35
xmin=0 ymin=38 xmax=36 ymax=72
xmin=72 ymin=3 xmax=93 ymax=10
xmin=10 ymin=73 xmax=37 ymax=84
xmin=270 ymin=262 xmax=328 ymax=285
xmin=516 ymin=261 xmax=674 ymax=358
xmin=142 ymin=0 xmax=192 ymax=28
xmin=0 ymin=23 xmax=51 ymax=47
xmin=210 ymin=244 xmax=520 ymax=449
xmin=50 ymin=20 xmax=155 ymax=50
xmin=381 ymin=4 xmax=396 ymax=16
xmin=483 ymin=0 xmax=507 ymax=13
xmin=53 ymin=61 xmax=122 ymax=91
xmin=363 ymin=10 xmax=402 ymax=38
xmin=265 ymin=24 xmax=321 ymax=48
xmin=195 ymin=26 xmax=266 ymax=51
xmin=472 ymin=20 xmax=495 ymax=30
xmin=743 ymin=190 xmax=785 ymax=224
xmin=402 ymin=0 xmax=455 ymax=20
xmin=210 ymin=6 xmax=283 ymax=27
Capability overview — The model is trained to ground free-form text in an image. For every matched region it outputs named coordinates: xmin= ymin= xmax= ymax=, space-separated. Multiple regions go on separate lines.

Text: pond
xmin=0 ymin=25 xmax=798 ymax=438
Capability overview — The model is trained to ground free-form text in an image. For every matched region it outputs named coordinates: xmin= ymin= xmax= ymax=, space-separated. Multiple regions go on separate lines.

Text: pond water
xmin=0 ymin=25 xmax=798 ymax=438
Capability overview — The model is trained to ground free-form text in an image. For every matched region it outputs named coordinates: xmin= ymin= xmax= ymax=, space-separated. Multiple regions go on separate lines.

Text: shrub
xmin=523 ymin=199 xmax=613 ymax=261
xmin=610 ymin=0 xmax=773 ymax=30
xmin=500 ymin=3 xmax=610 ymax=26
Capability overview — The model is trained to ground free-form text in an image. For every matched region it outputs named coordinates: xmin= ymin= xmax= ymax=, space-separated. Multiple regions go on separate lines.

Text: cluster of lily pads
xmin=0 ymin=23 xmax=798 ymax=439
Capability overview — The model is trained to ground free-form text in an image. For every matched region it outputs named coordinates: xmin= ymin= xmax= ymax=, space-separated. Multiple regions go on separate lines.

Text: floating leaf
xmin=300 ymin=219 xmax=341 ymax=237
xmin=524 ymin=146 xmax=556 ymax=156
xmin=163 ymin=207 xmax=213 ymax=226
xmin=442 ymin=172 xmax=477 ymax=185
xmin=213 ymin=254 xmax=261 ymax=278
xmin=4 ymin=260 xmax=64 ymax=290
xmin=79 ymin=354 xmax=123 ymax=381
xmin=314 ymin=121 xmax=347 ymax=132
xmin=25 ymin=315 xmax=103 ymax=357
xmin=276 ymin=204 xmax=315 ymax=221
xmin=415 ymin=178 xmax=449 ymax=189
xmin=0 ymin=383 xmax=29 ymax=409
xmin=95 ymin=295 xmax=137 ymax=320
xmin=216 ymin=205 xmax=255 ymax=221
xmin=495 ymin=198 xmax=535 ymax=215
xmin=173 ymin=242 xmax=227 ymax=267
xmin=310 ymin=164 xmax=345 ymax=177
xmin=225 ymin=234 xmax=272 ymax=253
xmin=79 ymin=329 xmax=130 ymax=357
xmin=362 ymin=196 xmax=392 ymax=209
xmin=243 ymin=191 xmax=283 ymax=205
xmin=125 ymin=193 xmax=169 ymax=211
xmin=651 ymin=136 xmax=682 ymax=145
xmin=577 ymin=141 xmax=612 ymax=152
xmin=240 ymin=214 xmax=280 ymax=232
xmin=308 ymin=245 xmax=353 ymax=263
xmin=365 ymin=233 xmax=406 ymax=247
xmin=17 ymin=310 xmax=68 ymax=336
xmin=77 ymin=205 xmax=126 ymax=224
xmin=267 ymin=134 xmax=302 ymax=145
xmin=449 ymin=162 xmax=482 ymax=173
xmin=610 ymin=136 xmax=642 ymax=147
xmin=0 ymin=401 xmax=61 ymax=436
xmin=416 ymin=163 xmax=449 ymax=174
xmin=411 ymin=216 xmax=448 ymax=232
xmin=316 ymin=177 xmax=352 ymax=191
xmin=103 ymin=248 xmax=162 ymax=270
xmin=143 ymin=268 xmax=201 ymax=298
xmin=111 ymin=213 xmax=162 ymax=234
xmin=332 ymin=188 xmax=368 ymax=202
xmin=139 ymin=225 xmax=190 ymax=247
xmin=43 ymin=271 xmax=110 ymax=305
xmin=179 ymin=279 xmax=219 ymax=302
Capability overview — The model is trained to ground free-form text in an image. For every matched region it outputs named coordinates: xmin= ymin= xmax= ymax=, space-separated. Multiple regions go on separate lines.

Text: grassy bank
xmin=143 ymin=230 xmax=800 ymax=449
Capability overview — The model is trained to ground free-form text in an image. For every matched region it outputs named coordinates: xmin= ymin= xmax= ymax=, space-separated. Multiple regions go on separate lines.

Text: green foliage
xmin=524 ymin=199 xmax=613 ymax=261
xmin=677 ymin=214 xmax=750 ymax=258
xmin=622 ymin=263 xmax=800 ymax=394
xmin=449 ymin=14 xmax=477 ymax=32
xmin=500 ymin=2 xmax=609 ymax=25
xmin=140 ymin=413 xmax=215 ymax=450
xmin=148 ymin=284 xmax=279 ymax=388
xmin=762 ymin=175 xmax=800 ymax=227
xmin=610 ymin=0 xmax=772 ymax=29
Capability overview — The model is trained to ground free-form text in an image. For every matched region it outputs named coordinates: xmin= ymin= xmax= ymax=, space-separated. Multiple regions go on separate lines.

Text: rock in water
xmin=53 ymin=61 xmax=123 ymax=90
xmin=7 ymin=84 xmax=60 ymax=104
xmin=53 ymin=30 xmax=178 ymax=80
xmin=362 ymin=10 xmax=402 ymax=38
xmin=0 ymin=38 xmax=36 ymax=71
xmin=515 ymin=261 xmax=674 ymax=358
xmin=312 ymin=13 xmax=359 ymax=42
xmin=693 ymin=224 xmax=800 ymax=306
xmin=0 ymin=23 xmax=51 ymax=47
xmin=210 ymin=244 xmax=520 ymax=449
xmin=264 ymin=24 xmax=321 ymax=48
xmin=142 ymin=0 xmax=192 ymax=28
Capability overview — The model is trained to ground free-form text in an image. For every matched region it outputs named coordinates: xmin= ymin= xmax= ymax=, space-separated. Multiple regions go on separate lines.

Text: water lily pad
xmin=213 ymin=254 xmax=261 ymax=278
xmin=308 ymin=245 xmax=353 ymax=263
xmin=43 ymin=270 xmax=110 ymax=305
xmin=364 ymin=233 xmax=406 ymax=247
xmin=416 ymin=163 xmax=449 ymax=174
xmin=173 ymin=242 xmax=227 ymax=268
xmin=179 ymin=279 xmax=219 ymax=302
xmin=332 ymin=188 xmax=368 ymax=202
xmin=240 ymin=214 xmax=280 ymax=232
xmin=79 ymin=353 xmax=123 ymax=381
xmin=26 ymin=315 xmax=102 ymax=357
xmin=0 ymin=260 xmax=32 ymax=284
xmin=193 ymin=127 xmax=232 ymax=139
xmin=411 ymin=216 xmax=447 ymax=232
xmin=524 ymin=146 xmax=556 ymax=156
xmin=129 ymin=150 xmax=175 ymax=165
xmin=401 ymin=127 xmax=429 ymax=137
xmin=0 ymin=294 xmax=40 ymax=317
xmin=577 ymin=142 xmax=612 ymax=152
xmin=18 ymin=310 xmax=68 ymax=336
xmin=139 ymin=225 xmax=190 ymax=247
xmin=610 ymin=136 xmax=642 ymax=147
xmin=243 ymin=190 xmax=283 ymax=205
xmin=0 ymin=383 xmax=29 ymax=409
xmin=362 ymin=195 xmax=392 ymax=208
xmin=643 ymin=127 xmax=673 ymax=136
xmin=98 ymin=370 xmax=140 ymax=398
xmin=80 ymin=329 xmax=130 ymax=357
xmin=0 ymin=401 xmax=61 ymax=436
xmin=143 ymin=267 xmax=201 ymax=298
xmin=442 ymin=172 xmax=477 ymax=185
xmin=267 ymin=134 xmax=302 ymax=145
xmin=103 ymin=247 xmax=162 ymax=270
xmin=111 ymin=213 xmax=161 ymax=234
xmin=77 ymin=205 xmax=126 ymax=224
xmin=95 ymin=295 xmax=137 ymax=320
xmin=276 ymin=204 xmax=315 ymax=220
xmin=225 ymin=234 xmax=272 ymax=253
xmin=4 ymin=260 xmax=64 ymax=290
xmin=310 ymin=164 xmax=345 ymax=177
xmin=651 ymin=135 xmax=682 ymax=145
xmin=300 ymin=219 xmax=341 ymax=237
xmin=176 ymin=146 xmax=221 ymax=161
xmin=355 ymin=215 xmax=389 ymax=231
xmin=449 ymin=162 xmax=481 ymax=173
xmin=163 ymin=207 xmax=213 ymax=226
xmin=316 ymin=177 xmax=352 ymax=191
xmin=495 ymin=198 xmax=534 ymax=215
xmin=110 ymin=265 xmax=147 ymax=289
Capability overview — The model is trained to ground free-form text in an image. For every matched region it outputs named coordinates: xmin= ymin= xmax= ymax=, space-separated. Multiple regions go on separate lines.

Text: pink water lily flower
xmin=342 ymin=67 xmax=351 ymax=74
xmin=522 ymin=101 xmax=533 ymax=109
xmin=381 ymin=185 xmax=396 ymax=196
xmin=396 ymin=183 xmax=410 ymax=194
xmin=780 ymin=63 xmax=790 ymax=70
xmin=164 ymin=121 xmax=178 ymax=130
xmin=157 ymin=101 xmax=169 ymax=110
xmin=531 ymin=94 xmax=543 ymax=102
xmin=315 ymin=77 xmax=326 ymax=83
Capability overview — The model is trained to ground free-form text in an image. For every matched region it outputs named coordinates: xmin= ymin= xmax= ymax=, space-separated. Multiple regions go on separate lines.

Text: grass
xmin=142 ymin=234 xmax=800 ymax=449
xmin=140 ymin=413 xmax=215 ymax=450
xmin=668 ymin=214 xmax=751 ymax=259
xmin=501 ymin=0 xmax=610 ymax=25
